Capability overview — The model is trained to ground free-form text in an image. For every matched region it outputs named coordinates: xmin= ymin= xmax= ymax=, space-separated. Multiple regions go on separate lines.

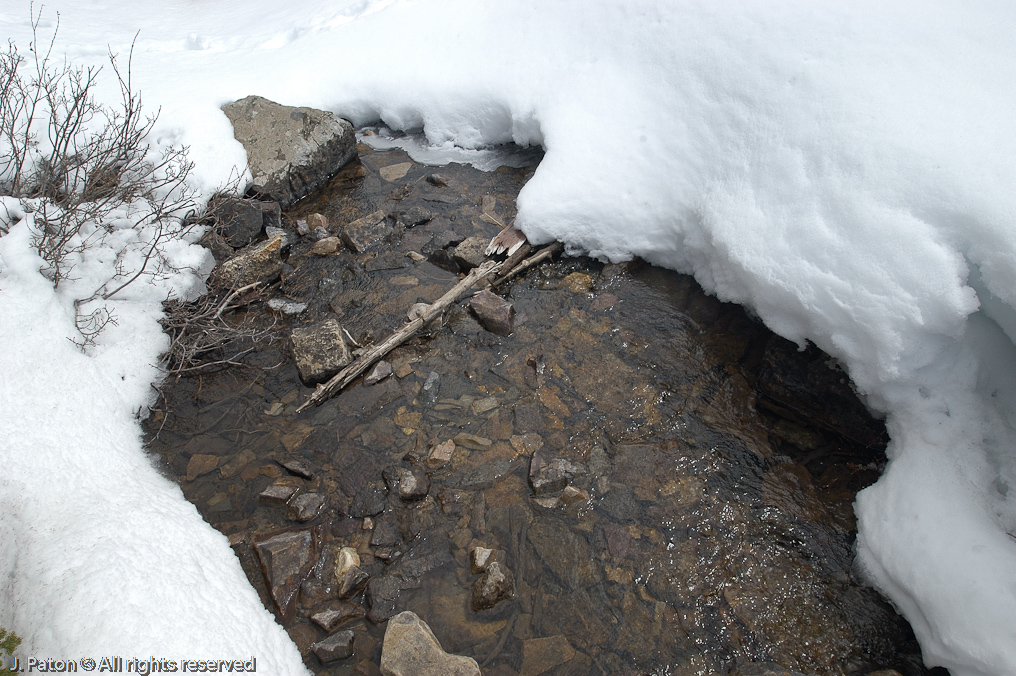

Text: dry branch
xmin=295 ymin=242 xmax=544 ymax=413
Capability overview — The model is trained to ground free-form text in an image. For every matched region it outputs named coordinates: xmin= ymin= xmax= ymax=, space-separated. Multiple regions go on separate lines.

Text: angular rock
xmin=342 ymin=210 xmax=390 ymax=253
xmin=520 ymin=635 xmax=576 ymax=676
xmin=365 ymin=360 xmax=393 ymax=385
xmin=207 ymin=196 xmax=264 ymax=248
xmin=367 ymin=542 xmax=452 ymax=623
xmin=528 ymin=449 xmax=587 ymax=495
xmin=527 ymin=519 xmax=602 ymax=590
xmin=560 ymin=272 xmax=593 ymax=294
xmin=452 ymin=236 xmax=488 ymax=270
xmin=337 ymin=565 xmax=370 ymax=599
xmin=310 ymin=601 xmax=364 ymax=632
xmin=307 ymin=213 xmax=329 ymax=231
xmin=334 ymin=546 xmax=361 ymax=582
xmin=212 ymin=235 xmax=284 ymax=289
xmin=254 ymin=530 xmax=314 ymax=620
xmin=290 ymin=318 xmax=352 ymax=385
xmin=312 ymin=630 xmax=355 ymax=663
xmin=380 ymin=162 xmax=413 ymax=182
xmin=185 ymin=454 xmax=219 ymax=481
xmin=259 ymin=479 xmax=301 ymax=506
xmin=350 ymin=483 xmax=388 ymax=518
xmin=380 ymin=611 xmax=481 ymax=676
xmin=256 ymin=200 xmax=282 ymax=231
xmin=470 ymin=546 xmax=499 ymax=574
xmin=265 ymin=226 xmax=296 ymax=252
xmin=222 ymin=95 xmax=357 ymax=208
xmin=469 ymin=290 xmax=515 ymax=337
xmin=310 ymin=236 xmax=341 ymax=255
xmin=427 ymin=439 xmax=456 ymax=468
xmin=398 ymin=206 xmax=433 ymax=228
xmin=370 ymin=519 xmax=402 ymax=547
xmin=280 ymin=457 xmax=315 ymax=479
xmin=286 ymin=492 xmax=325 ymax=522
xmin=219 ymin=449 xmax=255 ymax=479
xmin=385 ymin=466 xmax=430 ymax=501
xmin=471 ymin=560 xmax=515 ymax=611
xmin=560 ymin=485 xmax=590 ymax=506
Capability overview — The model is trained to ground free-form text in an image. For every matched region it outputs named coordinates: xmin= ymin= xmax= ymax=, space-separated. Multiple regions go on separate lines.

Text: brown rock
xmin=310 ymin=236 xmax=341 ymax=255
xmin=310 ymin=601 xmax=364 ymax=632
xmin=520 ymin=635 xmax=576 ymax=676
xmin=427 ymin=439 xmax=456 ymax=468
xmin=286 ymin=493 xmax=325 ymax=522
xmin=468 ymin=290 xmax=515 ymax=336
xmin=560 ymin=272 xmax=593 ymax=294
xmin=337 ymin=565 xmax=370 ymax=599
xmin=185 ymin=454 xmax=219 ymax=481
xmin=380 ymin=611 xmax=480 ymax=676
xmin=365 ymin=360 xmax=393 ymax=385
xmin=452 ymin=236 xmax=488 ymax=270
xmin=212 ymin=235 xmax=284 ymax=289
xmin=528 ymin=449 xmax=586 ymax=495
xmin=471 ymin=560 xmax=515 ymax=611
xmin=290 ymin=318 xmax=352 ymax=385
xmin=259 ymin=478 xmax=302 ymax=505
xmin=307 ymin=213 xmax=329 ymax=231
xmin=254 ymin=530 xmax=314 ymax=620
xmin=312 ymin=630 xmax=355 ymax=663
xmin=342 ymin=210 xmax=390 ymax=253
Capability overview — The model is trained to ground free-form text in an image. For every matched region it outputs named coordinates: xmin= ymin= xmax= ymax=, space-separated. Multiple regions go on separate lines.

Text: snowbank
xmin=2 ymin=1 xmax=1015 ymax=674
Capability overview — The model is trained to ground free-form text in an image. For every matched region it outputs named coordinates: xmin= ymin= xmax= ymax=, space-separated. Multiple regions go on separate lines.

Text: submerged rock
xmin=380 ymin=611 xmax=481 ymax=676
xmin=290 ymin=318 xmax=352 ymax=385
xmin=342 ymin=209 xmax=390 ymax=253
xmin=471 ymin=560 xmax=515 ymax=611
xmin=222 ymin=95 xmax=356 ymax=208
xmin=520 ymin=635 xmax=576 ymax=676
xmin=469 ymin=289 xmax=515 ymax=336
xmin=312 ymin=630 xmax=355 ymax=663
xmin=253 ymin=530 xmax=314 ymax=620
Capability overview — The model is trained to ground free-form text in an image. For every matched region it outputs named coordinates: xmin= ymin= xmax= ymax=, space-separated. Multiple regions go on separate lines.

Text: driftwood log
xmin=295 ymin=242 xmax=554 ymax=413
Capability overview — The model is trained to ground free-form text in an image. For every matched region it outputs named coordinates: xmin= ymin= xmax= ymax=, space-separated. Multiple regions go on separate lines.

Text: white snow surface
xmin=2 ymin=1 xmax=1016 ymax=674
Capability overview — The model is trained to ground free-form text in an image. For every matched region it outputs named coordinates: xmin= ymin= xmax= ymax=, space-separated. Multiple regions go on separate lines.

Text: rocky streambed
xmin=145 ymin=100 xmax=933 ymax=676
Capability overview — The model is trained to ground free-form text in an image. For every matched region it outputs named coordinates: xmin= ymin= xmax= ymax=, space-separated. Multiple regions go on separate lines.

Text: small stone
xmin=520 ymin=635 xmax=576 ymax=676
xmin=334 ymin=546 xmax=361 ymax=581
xmin=399 ymin=206 xmax=433 ymax=228
xmin=365 ymin=360 xmax=393 ymax=385
xmin=342 ymin=210 xmax=390 ymax=253
xmin=452 ymin=236 xmax=488 ymax=270
xmin=370 ymin=519 xmax=402 ymax=547
xmin=533 ymin=497 xmax=560 ymax=509
xmin=560 ymin=485 xmax=590 ymax=506
xmin=212 ymin=235 xmax=284 ymax=289
xmin=311 ymin=226 xmax=331 ymax=240
xmin=380 ymin=162 xmax=413 ymax=182
xmin=590 ymin=292 xmax=617 ymax=311
xmin=427 ymin=439 xmax=456 ymax=468
xmin=286 ymin=493 xmax=325 ymax=522
xmin=425 ymin=173 xmax=450 ymax=187
xmin=471 ymin=396 xmax=499 ymax=415
xmin=257 ymin=200 xmax=283 ymax=232
xmin=380 ymin=611 xmax=481 ymax=676
xmin=471 ymin=560 xmax=515 ymax=611
xmin=259 ymin=479 xmax=301 ymax=505
xmin=528 ymin=449 xmax=587 ymax=495
xmin=395 ymin=467 xmax=430 ymax=501
xmin=470 ymin=546 xmax=497 ymax=574
xmin=350 ymin=483 xmax=388 ymax=518
xmin=280 ymin=457 xmax=315 ymax=479
xmin=407 ymin=251 xmax=426 ymax=262
xmin=311 ymin=601 xmax=365 ymax=632
xmin=362 ymin=516 xmax=375 ymax=530
xmin=290 ymin=318 xmax=352 ymax=385
xmin=310 ymin=236 xmax=341 ymax=255
xmin=453 ymin=433 xmax=492 ymax=450
xmin=337 ymin=565 xmax=370 ymax=599
xmin=295 ymin=219 xmax=310 ymax=236
xmin=561 ymin=272 xmax=593 ymax=294
xmin=185 ymin=454 xmax=220 ymax=481
xmin=254 ymin=530 xmax=314 ymax=620
xmin=469 ymin=290 xmax=515 ymax=336
xmin=307 ymin=213 xmax=329 ymax=231
xmin=267 ymin=298 xmax=307 ymax=314
xmin=312 ymin=630 xmax=355 ymax=663
xmin=510 ymin=433 xmax=544 ymax=457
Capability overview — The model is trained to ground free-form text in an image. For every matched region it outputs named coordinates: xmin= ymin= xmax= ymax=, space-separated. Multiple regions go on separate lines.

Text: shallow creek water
xmin=145 ymin=144 xmax=928 ymax=676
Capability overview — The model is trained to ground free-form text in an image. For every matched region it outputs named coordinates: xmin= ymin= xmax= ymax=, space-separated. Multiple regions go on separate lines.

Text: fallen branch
xmin=296 ymin=243 xmax=538 ymax=413
xmin=490 ymin=241 xmax=563 ymax=288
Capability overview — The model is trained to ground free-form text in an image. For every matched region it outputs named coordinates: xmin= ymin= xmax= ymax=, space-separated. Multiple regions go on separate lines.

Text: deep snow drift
xmin=2 ymin=1 xmax=1015 ymax=675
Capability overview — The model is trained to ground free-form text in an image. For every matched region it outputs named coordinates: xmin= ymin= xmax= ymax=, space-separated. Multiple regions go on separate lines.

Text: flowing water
xmin=145 ymin=142 xmax=927 ymax=676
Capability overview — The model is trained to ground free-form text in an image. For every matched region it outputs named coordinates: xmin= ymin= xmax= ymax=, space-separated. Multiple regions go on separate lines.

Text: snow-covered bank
xmin=2 ymin=1 xmax=1016 ymax=674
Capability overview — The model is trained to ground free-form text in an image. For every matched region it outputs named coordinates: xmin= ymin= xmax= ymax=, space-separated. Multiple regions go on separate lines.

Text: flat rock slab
xmin=212 ymin=235 xmax=284 ymax=289
xmin=290 ymin=318 xmax=352 ymax=385
xmin=222 ymin=95 xmax=356 ymax=208
xmin=254 ymin=530 xmax=314 ymax=620
xmin=185 ymin=454 xmax=219 ymax=481
xmin=312 ymin=630 xmax=355 ymax=663
xmin=342 ymin=210 xmax=390 ymax=253
xmin=520 ymin=635 xmax=576 ymax=676
xmin=380 ymin=611 xmax=480 ymax=676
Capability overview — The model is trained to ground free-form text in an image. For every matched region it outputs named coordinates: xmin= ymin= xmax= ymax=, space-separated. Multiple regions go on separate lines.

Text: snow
xmin=2 ymin=1 xmax=1016 ymax=674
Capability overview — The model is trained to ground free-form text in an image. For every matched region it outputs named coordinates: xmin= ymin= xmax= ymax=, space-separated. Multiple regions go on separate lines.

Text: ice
xmin=2 ymin=1 xmax=1016 ymax=674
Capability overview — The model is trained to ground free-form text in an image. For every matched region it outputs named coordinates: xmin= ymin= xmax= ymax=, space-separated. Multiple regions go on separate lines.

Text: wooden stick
xmin=490 ymin=241 xmax=563 ymax=288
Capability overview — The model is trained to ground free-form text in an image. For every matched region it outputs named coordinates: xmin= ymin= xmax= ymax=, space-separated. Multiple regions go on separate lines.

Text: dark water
xmin=145 ymin=142 xmax=925 ymax=676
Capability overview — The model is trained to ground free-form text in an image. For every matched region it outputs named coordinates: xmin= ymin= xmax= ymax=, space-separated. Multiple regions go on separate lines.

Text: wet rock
xmin=421 ymin=371 xmax=441 ymax=406
xmin=350 ymin=483 xmax=388 ymax=518
xmin=286 ymin=493 xmax=325 ymax=522
xmin=471 ymin=560 xmax=515 ymax=611
xmin=452 ymin=236 xmax=488 ymax=270
xmin=267 ymin=297 xmax=307 ymax=315
xmin=527 ymin=519 xmax=602 ymax=590
xmin=290 ymin=318 xmax=352 ymax=385
xmin=212 ymin=235 xmax=284 ymax=289
xmin=397 ymin=467 xmax=430 ymax=500
xmin=560 ymin=272 xmax=593 ymax=294
xmin=310 ymin=236 xmax=341 ymax=255
xmin=399 ymin=206 xmax=433 ymax=228
xmin=311 ymin=601 xmax=364 ymax=632
xmin=453 ymin=433 xmax=492 ymax=450
xmin=312 ymin=630 xmax=355 ymax=663
xmin=219 ymin=449 xmax=255 ymax=479
xmin=334 ymin=546 xmax=361 ymax=581
xmin=254 ymin=530 xmax=314 ymax=620
xmin=307 ymin=213 xmax=329 ymax=231
xmin=425 ymin=173 xmax=450 ymax=187
xmin=520 ymin=635 xmax=576 ymax=676
xmin=337 ymin=565 xmax=370 ymax=599
xmin=365 ymin=360 xmax=393 ymax=385
xmin=469 ymin=290 xmax=515 ymax=337
xmin=528 ymin=448 xmax=586 ymax=495
xmin=380 ymin=162 xmax=413 ymax=182
xmin=597 ymin=484 xmax=642 ymax=522
xmin=206 ymin=196 xmax=264 ymax=248
xmin=446 ymin=458 xmax=517 ymax=491
xmin=560 ymin=485 xmax=590 ymax=506
xmin=730 ymin=663 xmax=811 ymax=676
xmin=222 ymin=95 xmax=356 ymax=208
xmin=379 ymin=611 xmax=481 ymax=676
xmin=370 ymin=519 xmax=402 ymax=547
xmin=470 ymin=546 xmax=500 ymax=574
xmin=367 ymin=539 xmax=452 ymax=622
xmin=259 ymin=478 xmax=301 ymax=505
xmin=185 ymin=454 xmax=219 ymax=481
xmin=427 ymin=439 xmax=456 ymax=468
xmin=342 ymin=210 xmax=390 ymax=253
xmin=280 ymin=457 xmax=315 ymax=479
xmin=257 ymin=200 xmax=283 ymax=231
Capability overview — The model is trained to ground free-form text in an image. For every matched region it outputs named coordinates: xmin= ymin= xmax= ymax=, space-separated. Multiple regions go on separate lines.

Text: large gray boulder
xmin=222 ymin=95 xmax=357 ymax=208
